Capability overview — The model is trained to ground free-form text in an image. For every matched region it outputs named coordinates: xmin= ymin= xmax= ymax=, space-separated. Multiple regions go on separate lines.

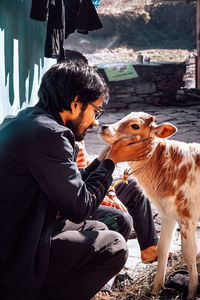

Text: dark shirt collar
xmin=35 ymin=104 xmax=78 ymax=159
xmin=35 ymin=103 xmax=64 ymax=126
xmin=50 ymin=110 xmax=64 ymax=126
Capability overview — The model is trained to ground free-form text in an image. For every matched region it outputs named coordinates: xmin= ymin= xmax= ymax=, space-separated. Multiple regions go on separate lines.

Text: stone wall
xmin=96 ymin=62 xmax=186 ymax=110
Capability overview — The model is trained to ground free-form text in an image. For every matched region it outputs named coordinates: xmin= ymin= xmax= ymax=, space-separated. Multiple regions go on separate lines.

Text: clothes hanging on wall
xmin=45 ymin=0 xmax=65 ymax=58
xmin=30 ymin=0 xmax=50 ymax=21
xmin=76 ymin=0 xmax=102 ymax=34
xmin=30 ymin=0 xmax=65 ymax=58
xmin=64 ymin=0 xmax=80 ymax=36
xmin=30 ymin=0 xmax=102 ymax=59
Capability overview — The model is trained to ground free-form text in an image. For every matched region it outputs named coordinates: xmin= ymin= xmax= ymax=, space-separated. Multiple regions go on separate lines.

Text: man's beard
xmin=65 ymin=111 xmax=92 ymax=142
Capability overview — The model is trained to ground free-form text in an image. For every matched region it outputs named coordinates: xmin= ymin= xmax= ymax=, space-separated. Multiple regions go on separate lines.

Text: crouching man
xmin=0 ymin=61 xmax=152 ymax=300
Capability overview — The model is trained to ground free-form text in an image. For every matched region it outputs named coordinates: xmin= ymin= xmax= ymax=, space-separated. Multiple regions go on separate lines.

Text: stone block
xmin=114 ymin=93 xmax=131 ymax=98
xmin=128 ymin=99 xmax=145 ymax=109
xmin=134 ymin=82 xmax=157 ymax=94
xmin=145 ymin=96 xmax=161 ymax=104
xmin=107 ymin=100 xmax=127 ymax=108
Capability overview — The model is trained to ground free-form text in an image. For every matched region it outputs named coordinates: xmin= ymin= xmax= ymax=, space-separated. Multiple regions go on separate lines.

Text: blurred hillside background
xmin=64 ymin=0 xmax=196 ymax=65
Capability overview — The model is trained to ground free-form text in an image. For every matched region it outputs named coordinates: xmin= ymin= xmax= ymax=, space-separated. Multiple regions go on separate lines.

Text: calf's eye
xmin=131 ymin=124 xmax=140 ymax=129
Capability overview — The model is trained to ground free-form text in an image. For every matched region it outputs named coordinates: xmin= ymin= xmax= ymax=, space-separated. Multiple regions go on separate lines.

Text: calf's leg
xmin=153 ymin=217 xmax=176 ymax=293
xmin=179 ymin=221 xmax=198 ymax=300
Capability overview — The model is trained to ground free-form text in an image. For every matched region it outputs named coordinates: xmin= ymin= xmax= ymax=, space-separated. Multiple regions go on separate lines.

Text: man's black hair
xmin=37 ymin=61 xmax=109 ymax=113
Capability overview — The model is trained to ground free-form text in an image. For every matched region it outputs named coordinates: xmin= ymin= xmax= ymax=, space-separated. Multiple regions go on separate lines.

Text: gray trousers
xmin=39 ymin=220 xmax=128 ymax=300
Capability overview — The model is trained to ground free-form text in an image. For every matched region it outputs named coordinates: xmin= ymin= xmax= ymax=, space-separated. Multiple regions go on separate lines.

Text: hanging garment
xmin=76 ymin=0 xmax=102 ymax=34
xmin=44 ymin=0 xmax=65 ymax=58
xmin=64 ymin=0 xmax=102 ymax=36
xmin=30 ymin=0 xmax=50 ymax=21
xmin=64 ymin=0 xmax=80 ymax=36
xmin=30 ymin=0 xmax=102 ymax=58
xmin=30 ymin=0 xmax=65 ymax=58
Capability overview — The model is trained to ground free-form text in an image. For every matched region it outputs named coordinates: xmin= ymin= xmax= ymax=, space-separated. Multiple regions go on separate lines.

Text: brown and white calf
xmin=99 ymin=111 xmax=200 ymax=299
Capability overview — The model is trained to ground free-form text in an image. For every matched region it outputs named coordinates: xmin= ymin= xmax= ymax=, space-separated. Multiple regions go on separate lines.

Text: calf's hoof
xmin=152 ymin=283 xmax=163 ymax=294
xmin=187 ymin=291 xmax=197 ymax=300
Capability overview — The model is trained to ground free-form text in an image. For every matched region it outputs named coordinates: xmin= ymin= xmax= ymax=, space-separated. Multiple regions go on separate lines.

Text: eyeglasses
xmin=89 ymin=103 xmax=104 ymax=120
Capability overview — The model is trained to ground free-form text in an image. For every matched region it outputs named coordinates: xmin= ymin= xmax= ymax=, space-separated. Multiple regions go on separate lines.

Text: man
xmin=0 ymin=61 xmax=152 ymax=300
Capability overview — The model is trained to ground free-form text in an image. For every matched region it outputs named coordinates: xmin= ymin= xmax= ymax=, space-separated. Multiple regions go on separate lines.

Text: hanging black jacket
xmin=44 ymin=0 xmax=66 ymax=58
xmin=65 ymin=0 xmax=103 ymax=36
xmin=0 ymin=106 xmax=114 ymax=298
xmin=30 ymin=0 xmax=50 ymax=21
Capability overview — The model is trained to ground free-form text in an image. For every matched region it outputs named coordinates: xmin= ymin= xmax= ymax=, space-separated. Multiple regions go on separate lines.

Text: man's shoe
xmin=141 ymin=245 xmax=158 ymax=263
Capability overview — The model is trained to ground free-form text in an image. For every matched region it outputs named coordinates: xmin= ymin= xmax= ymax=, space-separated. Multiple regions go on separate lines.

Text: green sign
xmin=97 ymin=63 xmax=138 ymax=82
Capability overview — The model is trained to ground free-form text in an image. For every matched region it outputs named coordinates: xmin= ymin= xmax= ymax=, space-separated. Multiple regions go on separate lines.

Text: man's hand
xmin=107 ymin=136 xmax=153 ymax=165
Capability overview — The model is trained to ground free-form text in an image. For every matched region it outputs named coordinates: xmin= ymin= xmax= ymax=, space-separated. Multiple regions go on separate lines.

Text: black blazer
xmin=0 ymin=106 xmax=114 ymax=298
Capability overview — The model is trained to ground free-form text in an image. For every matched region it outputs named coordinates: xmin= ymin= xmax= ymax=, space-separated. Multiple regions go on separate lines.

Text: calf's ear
xmin=151 ymin=123 xmax=177 ymax=138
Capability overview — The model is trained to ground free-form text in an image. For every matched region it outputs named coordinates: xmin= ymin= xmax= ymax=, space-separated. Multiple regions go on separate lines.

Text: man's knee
xmin=92 ymin=206 xmax=133 ymax=239
xmin=114 ymin=211 xmax=133 ymax=241
xmin=102 ymin=231 xmax=129 ymax=270
xmin=123 ymin=212 xmax=133 ymax=238
xmin=87 ymin=219 xmax=108 ymax=231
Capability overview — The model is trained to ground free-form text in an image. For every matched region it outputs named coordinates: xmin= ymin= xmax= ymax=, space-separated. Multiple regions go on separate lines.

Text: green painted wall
xmin=0 ymin=0 xmax=56 ymax=123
